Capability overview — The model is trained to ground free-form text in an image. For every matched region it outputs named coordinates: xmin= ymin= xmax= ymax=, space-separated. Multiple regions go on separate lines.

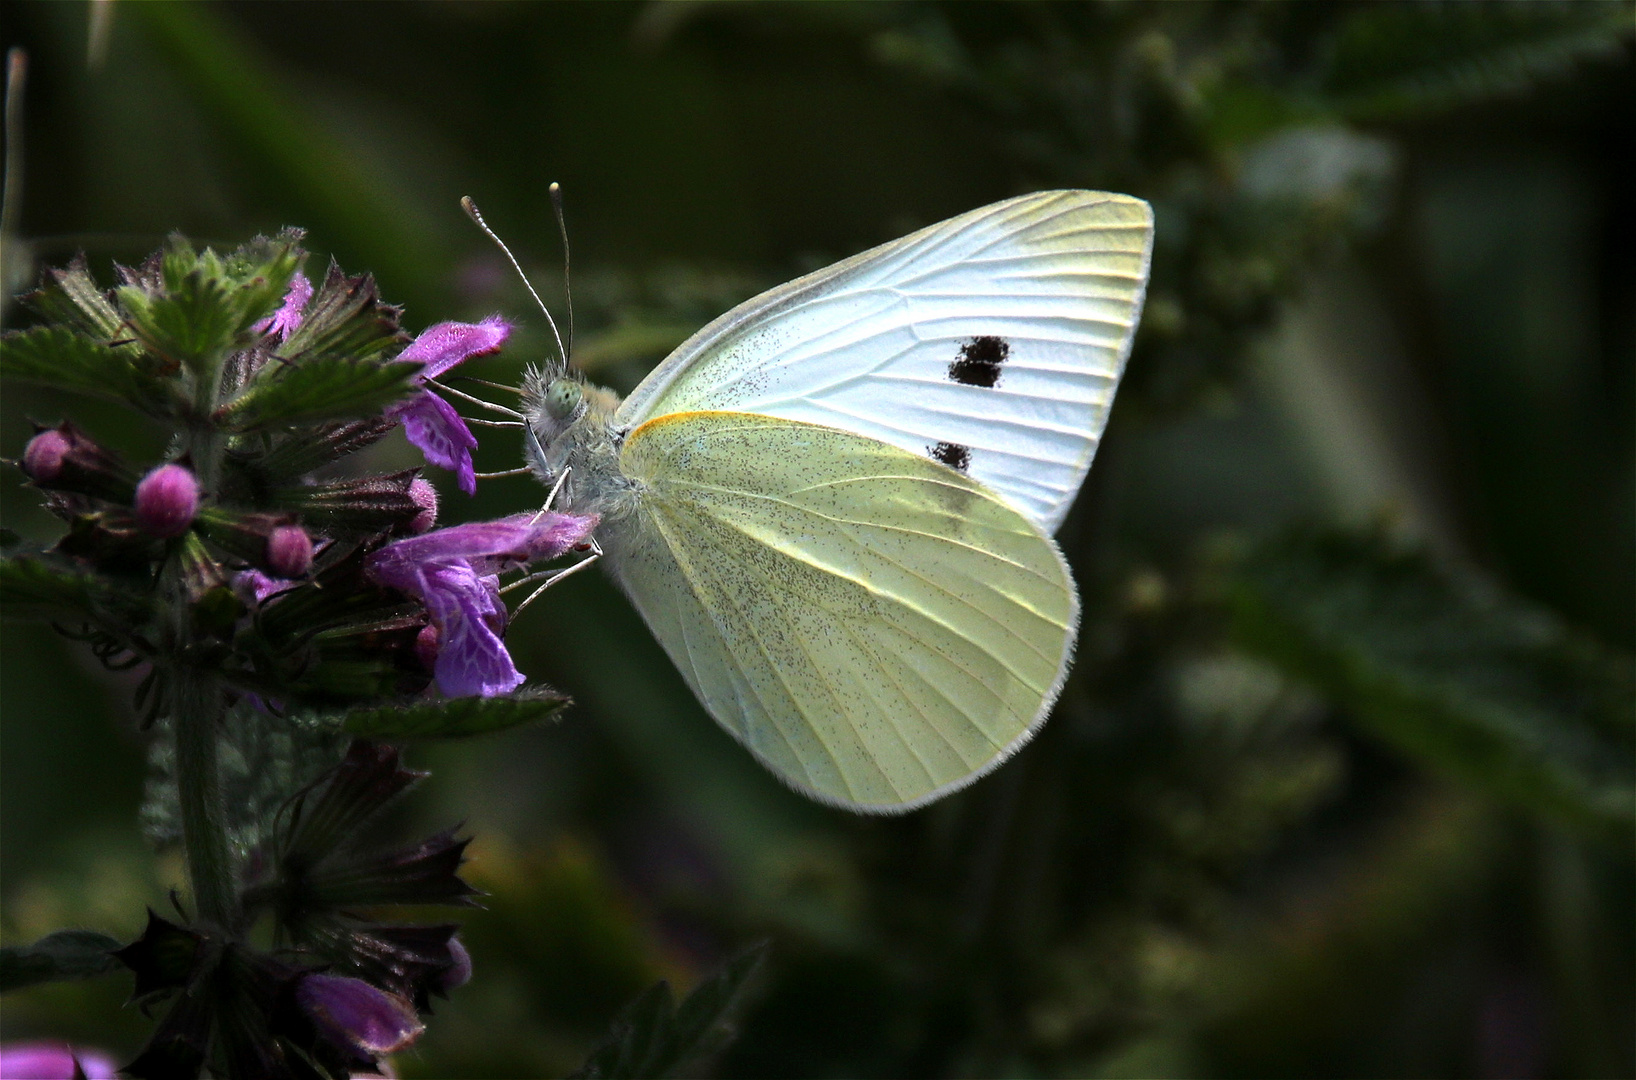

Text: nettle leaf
xmin=1323 ymin=2 xmax=1630 ymax=120
xmin=118 ymin=262 xmax=243 ymax=375
xmin=0 ymin=555 xmax=154 ymax=626
xmin=278 ymin=262 xmax=406 ymax=365
xmin=215 ymin=356 xmax=419 ymax=432
xmin=0 ymin=326 xmax=179 ymax=415
xmin=337 ymin=686 xmax=570 ymax=740
xmin=19 ymin=255 xmax=123 ymax=338
xmin=1226 ymin=529 xmax=1636 ymax=837
xmin=572 ymin=942 xmax=768 ymax=1080
xmin=0 ymin=929 xmax=124 ymax=993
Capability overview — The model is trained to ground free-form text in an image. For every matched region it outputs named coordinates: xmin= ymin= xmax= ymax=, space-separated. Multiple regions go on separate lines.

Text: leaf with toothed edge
xmin=216 ymin=356 xmax=421 ymax=431
xmin=571 ymin=941 xmax=769 ymax=1079
xmin=0 ymin=929 xmax=125 ymax=992
xmin=336 ymin=686 xmax=571 ymax=739
xmin=0 ymin=326 xmax=181 ymax=415
xmin=0 ymin=556 xmax=155 ymax=626
xmin=1226 ymin=528 xmax=1636 ymax=838
xmin=19 ymin=255 xmax=123 ymax=338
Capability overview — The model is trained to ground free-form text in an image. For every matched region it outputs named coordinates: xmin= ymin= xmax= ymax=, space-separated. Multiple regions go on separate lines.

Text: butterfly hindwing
xmin=603 ymin=410 xmax=1078 ymax=812
xmin=616 ymin=190 xmax=1153 ymax=533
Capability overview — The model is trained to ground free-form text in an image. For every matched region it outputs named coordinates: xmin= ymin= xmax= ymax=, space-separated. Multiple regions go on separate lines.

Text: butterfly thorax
xmin=520 ymin=370 xmax=641 ymax=520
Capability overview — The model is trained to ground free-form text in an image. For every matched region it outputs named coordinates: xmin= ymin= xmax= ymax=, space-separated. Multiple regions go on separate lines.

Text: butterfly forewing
xmin=604 ymin=411 xmax=1078 ymax=812
xmin=616 ymin=190 xmax=1153 ymax=533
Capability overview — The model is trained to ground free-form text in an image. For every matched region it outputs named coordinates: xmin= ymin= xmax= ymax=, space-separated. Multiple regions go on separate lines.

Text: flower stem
xmin=173 ymin=667 xmax=236 ymax=930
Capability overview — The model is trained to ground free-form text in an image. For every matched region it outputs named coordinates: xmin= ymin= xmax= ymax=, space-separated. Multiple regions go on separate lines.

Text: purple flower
xmin=255 ymin=271 xmax=313 ymax=341
xmin=134 ymin=463 xmax=200 ymax=538
xmin=387 ymin=316 xmax=511 ymax=496
xmin=0 ymin=1042 xmax=120 ymax=1079
xmin=366 ymin=512 xmax=596 ymax=697
xmin=234 ymin=567 xmax=287 ymax=606
xmin=294 ymin=973 xmax=424 ymax=1059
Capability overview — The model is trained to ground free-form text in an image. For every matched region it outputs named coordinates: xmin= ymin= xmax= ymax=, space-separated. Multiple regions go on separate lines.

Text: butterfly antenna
xmin=549 ymin=181 xmax=574 ymax=362
xmin=461 ymin=195 xmax=569 ymax=372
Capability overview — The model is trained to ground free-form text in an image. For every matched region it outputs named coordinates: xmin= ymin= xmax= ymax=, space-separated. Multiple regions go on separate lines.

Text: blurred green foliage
xmin=1 ymin=2 xmax=1631 ymax=1077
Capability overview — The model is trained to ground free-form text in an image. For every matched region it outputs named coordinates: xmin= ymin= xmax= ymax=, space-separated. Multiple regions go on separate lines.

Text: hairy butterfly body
xmin=523 ymin=190 xmax=1153 ymax=812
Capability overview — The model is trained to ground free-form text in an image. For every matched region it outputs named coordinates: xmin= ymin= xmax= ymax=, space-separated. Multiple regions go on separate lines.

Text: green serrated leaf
xmin=117 ymin=265 xmax=243 ymax=375
xmin=572 ymin=941 xmax=768 ymax=1079
xmin=19 ymin=255 xmax=124 ymax=338
xmin=216 ymin=357 xmax=419 ymax=431
xmin=1323 ymin=2 xmax=1631 ymax=120
xmin=1226 ymin=529 xmax=1636 ymax=838
xmin=0 ymin=555 xmax=153 ymax=626
xmin=339 ymin=687 xmax=570 ymax=739
xmin=0 ymin=326 xmax=179 ymax=415
xmin=0 ymin=929 xmax=124 ymax=993
xmin=667 ymin=940 xmax=770 ymax=1065
xmin=278 ymin=263 xmax=406 ymax=365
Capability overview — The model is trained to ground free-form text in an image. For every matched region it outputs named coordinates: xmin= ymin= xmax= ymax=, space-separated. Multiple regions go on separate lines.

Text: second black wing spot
xmin=929 ymin=441 xmax=971 ymax=472
xmin=949 ymin=335 xmax=1009 ymax=388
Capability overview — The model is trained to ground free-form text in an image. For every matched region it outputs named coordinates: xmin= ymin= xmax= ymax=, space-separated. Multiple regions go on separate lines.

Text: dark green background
xmin=2 ymin=3 xmax=1631 ymax=1077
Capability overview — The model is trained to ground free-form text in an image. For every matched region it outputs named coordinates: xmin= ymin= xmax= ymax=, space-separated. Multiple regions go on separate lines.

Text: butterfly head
xmin=520 ymin=366 xmax=630 ymax=515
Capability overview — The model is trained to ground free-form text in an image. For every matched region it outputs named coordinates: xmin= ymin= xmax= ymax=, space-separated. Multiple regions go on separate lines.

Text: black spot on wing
xmin=929 ymin=441 xmax=971 ymax=472
xmin=949 ymin=335 xmax=1009 ymax=388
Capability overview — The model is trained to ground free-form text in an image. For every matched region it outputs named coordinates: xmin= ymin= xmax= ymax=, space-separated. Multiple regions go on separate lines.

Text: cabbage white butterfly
xmin=511 ymin=191 xmax=1152 ymax=812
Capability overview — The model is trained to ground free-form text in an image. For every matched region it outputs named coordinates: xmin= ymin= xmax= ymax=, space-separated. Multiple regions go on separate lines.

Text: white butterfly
xmin=520 ymin=190 xmax=1152 ymax=812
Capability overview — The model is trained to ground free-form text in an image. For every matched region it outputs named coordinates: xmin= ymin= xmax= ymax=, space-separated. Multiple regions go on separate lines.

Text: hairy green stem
xmin=173 ymin=667 xmax=236 ymax=930
xmin=174 ymin=377 xmax=235 ymax=929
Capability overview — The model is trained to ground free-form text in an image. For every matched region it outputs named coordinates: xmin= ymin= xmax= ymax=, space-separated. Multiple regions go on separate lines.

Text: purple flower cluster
xmin=247 ymin=274 xmax=592 ymax=698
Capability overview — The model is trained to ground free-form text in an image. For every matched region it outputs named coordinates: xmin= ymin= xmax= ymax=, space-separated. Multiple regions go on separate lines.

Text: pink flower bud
xmin=134 ymin=464 xmax=199 ymax=538
xmin=21 ymin=429 xmax=72 ymax=483
xmin=266 ymin=525 xmax=314 ymax=577
xmin=414 ymin=624 xmax=440 ymax=671
xmin=408 ymin=477 xmax=439 ymax=533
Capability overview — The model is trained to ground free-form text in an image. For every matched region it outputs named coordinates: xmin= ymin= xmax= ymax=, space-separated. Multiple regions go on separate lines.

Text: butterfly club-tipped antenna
xmin=549 ymin=181 xmax=574 ymax=363
xmin=461 ymin=194 xmax=570 ymax=373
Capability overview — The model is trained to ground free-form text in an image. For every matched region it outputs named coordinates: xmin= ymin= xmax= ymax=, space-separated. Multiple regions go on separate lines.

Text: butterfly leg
xmin=530 ymin=466 xmax=572 ymax=523
xmin=507 ymin=535 xmax=602 ymax=619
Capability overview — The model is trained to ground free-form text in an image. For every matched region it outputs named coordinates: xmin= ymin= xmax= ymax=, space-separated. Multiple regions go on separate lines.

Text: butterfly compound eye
xmin=545 ymin=378 xmax=583 ymax=421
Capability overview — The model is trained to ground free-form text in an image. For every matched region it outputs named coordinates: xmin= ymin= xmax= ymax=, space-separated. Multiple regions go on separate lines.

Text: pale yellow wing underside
xmin=603 ymin=411 xmax=1079 ymax=812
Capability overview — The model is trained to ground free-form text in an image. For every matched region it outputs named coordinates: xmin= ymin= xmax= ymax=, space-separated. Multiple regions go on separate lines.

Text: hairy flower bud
xmin=21 ymin=429 xmax=70 ymax=483
xmin=134 ymin=464 xmax=200 ymax=538
xmin=407 ymin=477 xmax=439 ymax=533
xmin=266 ymin=525 xmax=314 ymax=577
xmin=414 ymin=624 xmax=440 ymax=671
xmin=18 ymin=423 xmax=137 ymax=503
